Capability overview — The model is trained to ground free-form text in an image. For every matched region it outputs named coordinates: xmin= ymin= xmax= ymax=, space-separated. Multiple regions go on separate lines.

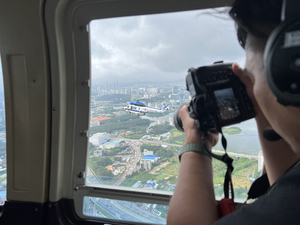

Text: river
xmin=141 ymin=113 xmax=261 ymax=156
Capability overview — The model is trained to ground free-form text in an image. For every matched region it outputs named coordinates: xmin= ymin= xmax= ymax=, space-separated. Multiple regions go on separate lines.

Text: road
xmin=89 ymin=197 xmax=166 ymax=224
xmin=112 ymin=143 xmax=141 ymax=186
xmin=126 ymin=144 xmax=141 ymax=175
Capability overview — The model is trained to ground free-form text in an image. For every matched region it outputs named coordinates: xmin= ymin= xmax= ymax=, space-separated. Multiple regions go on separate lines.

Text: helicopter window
xmin=81 ymin=7 xmax=262 ymax=223
xmin=83 ymin=196 xmax=169 ymax=222
xmin=0 ymin=57 xmax=6 ymax=205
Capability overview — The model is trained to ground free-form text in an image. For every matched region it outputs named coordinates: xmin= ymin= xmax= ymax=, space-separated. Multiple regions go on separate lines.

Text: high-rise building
xmin=141 ymin=160 xmax=152 ymax=171
xmin=97 ymin=87 xmax=101 ymax=96
xmin=258 ymin=151 xmax=264 ymax=172
xmin=169 ymin=117 xmax=174 ymax=126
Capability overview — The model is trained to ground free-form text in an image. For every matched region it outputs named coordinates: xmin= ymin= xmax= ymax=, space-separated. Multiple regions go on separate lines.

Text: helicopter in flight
xmin=124 ymin=101 xmax=169 ymax=116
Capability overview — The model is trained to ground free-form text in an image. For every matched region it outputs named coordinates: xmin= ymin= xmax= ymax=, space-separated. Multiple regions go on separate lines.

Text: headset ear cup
xmin=264 ymin=20 xmax=300 ymax=107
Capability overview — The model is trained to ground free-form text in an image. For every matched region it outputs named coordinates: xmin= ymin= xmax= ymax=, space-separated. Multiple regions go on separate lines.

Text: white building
xmin=142 ymin=161 xmax=152 ymax=171
xmin=160 ymin=132 xmax=171 ymax=139
xmin=90 ymin=121 xmax=100 ymax=127
xmin=118 ymin=166 xmax=125 ymax=172
xmin=89 ymin=132 xmax=109 ymax=146
xmin=258 ymin=151 xmax=264 ymax=172
xmin=144 ymin=149 xmax=153 ymax=156
xmin=93 ymin=150 xmax=104 ymax=157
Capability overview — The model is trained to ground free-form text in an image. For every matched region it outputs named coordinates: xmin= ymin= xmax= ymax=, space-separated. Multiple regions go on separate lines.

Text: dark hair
xmin=230 ymin=0 xmax=283 ymax=52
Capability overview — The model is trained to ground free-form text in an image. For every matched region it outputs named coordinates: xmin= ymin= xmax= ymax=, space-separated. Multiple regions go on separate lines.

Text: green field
xmin=90 ymin=114 xmax=151 ymax=135
xmin=222 ymin=127 xmax=242 ymax=135
xmin=155 ymin=174 xmax=170 ymax=181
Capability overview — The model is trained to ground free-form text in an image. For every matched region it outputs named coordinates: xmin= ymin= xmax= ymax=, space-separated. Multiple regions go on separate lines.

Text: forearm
xmin=255 ymin=114 xmax=299 ymax=185
xmin=167 ymin=152 xmax=218 ymax=225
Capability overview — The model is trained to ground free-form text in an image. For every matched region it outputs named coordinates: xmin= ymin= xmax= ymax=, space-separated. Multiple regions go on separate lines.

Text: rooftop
xmin=90 ymin=117 xmax=111 ymax=122
xmin=142 ymin=155 xmax=159 ymax=160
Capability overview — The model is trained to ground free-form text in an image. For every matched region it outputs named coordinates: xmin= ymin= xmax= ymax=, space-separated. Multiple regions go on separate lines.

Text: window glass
xmin=83 ymin=196 xmax=168 ymax=224
xmin=0 ymin=56 xmax=6 ymax=204
xmin=87 ymin=8 xmax=262 ymax=204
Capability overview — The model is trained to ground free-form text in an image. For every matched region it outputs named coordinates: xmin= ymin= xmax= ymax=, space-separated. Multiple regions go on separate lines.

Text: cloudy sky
xmin=90 ymin=8 xmax=246 ymax=87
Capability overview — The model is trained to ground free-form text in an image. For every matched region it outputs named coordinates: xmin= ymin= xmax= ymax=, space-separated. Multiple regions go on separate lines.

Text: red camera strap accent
xmin=217 ymin=198 xmax=235 ymax=218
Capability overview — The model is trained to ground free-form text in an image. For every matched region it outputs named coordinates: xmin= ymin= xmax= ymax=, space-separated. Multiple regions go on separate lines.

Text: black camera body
xmin=174 ymin=62 xmax=255 ymax=133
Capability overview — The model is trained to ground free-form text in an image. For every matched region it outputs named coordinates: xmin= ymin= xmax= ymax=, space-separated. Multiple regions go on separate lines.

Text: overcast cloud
xmin=90 ymin=8 xmax=246 ymax=86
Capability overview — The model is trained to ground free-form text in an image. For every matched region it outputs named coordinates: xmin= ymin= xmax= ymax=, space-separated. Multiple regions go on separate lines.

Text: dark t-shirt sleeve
xmin=214 ymin=162 xmax=300 ymax=225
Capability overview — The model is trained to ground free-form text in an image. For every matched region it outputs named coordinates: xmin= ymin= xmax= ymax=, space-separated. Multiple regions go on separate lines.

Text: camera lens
xmin=173 ymin=102 xmax=189 ymax=132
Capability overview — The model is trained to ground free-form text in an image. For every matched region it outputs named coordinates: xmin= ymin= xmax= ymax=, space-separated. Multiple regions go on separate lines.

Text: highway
xmin=90 ymin=197 xmax=166 ymax=224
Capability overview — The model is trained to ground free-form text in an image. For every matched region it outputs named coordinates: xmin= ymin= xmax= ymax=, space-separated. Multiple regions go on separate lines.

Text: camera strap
xmin=201 ymin=130 xmax=235 ymax=200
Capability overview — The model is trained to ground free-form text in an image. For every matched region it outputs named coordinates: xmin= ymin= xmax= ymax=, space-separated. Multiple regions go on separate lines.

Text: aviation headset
xmin=231 ymin=0 xmax=300 ymax=107
xmin=264 ymin=0 xmax=300 ymax=107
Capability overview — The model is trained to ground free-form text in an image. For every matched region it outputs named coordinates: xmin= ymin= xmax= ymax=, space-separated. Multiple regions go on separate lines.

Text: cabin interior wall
xmin=0 ymin=0 xmax=51 ymax=203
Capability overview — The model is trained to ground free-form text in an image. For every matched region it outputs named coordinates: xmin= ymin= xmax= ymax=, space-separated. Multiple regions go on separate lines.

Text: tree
xmin=95 ymin=166 xmax=113 ymax=177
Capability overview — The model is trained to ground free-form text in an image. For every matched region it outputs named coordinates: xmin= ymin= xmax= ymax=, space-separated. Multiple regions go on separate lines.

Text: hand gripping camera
xmin=174 ymin=62 xmax=255 ymax=213
xmin=174 ymin=61 xmax=255 ymax=133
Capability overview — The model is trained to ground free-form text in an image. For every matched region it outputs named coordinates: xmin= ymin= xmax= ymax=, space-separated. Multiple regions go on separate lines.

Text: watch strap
xmin=178 ymin=143 xmax=212 ymax=161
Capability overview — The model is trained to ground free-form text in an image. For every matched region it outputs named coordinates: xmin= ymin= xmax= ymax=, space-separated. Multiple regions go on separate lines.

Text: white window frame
xmin=45 ymin=0 xmax=232 ymax=222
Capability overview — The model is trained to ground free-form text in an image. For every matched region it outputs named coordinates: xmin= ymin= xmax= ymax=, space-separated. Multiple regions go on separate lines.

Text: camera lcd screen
xmin=214 ymin=88 xmax=240 ymax=121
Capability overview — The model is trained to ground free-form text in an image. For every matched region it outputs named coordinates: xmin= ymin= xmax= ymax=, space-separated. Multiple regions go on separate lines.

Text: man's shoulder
xmin=215 ymin=163 xmax=300 ymax=225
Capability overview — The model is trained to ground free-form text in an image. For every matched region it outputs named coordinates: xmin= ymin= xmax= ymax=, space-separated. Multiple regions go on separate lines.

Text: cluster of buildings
xmin=114 ymin=155 xmax=132 ymax=163
xmin=157 ymin=119 xmax=166 ymax=125
xmin=106 ymin=164 xmax=125 ymax=175
xmin=131 ymin=180 xmax=159 ymax=189
xmin=90 ymin=132 xmax=125 ymax=158
xmin=119 ymin=131 xmax=141 ymax=136
xmin=99 ymin=140 xmax=122 ymax=149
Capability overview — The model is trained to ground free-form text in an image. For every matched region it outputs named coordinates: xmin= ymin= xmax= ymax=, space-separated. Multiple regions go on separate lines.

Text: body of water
xmin=141 ymin=113 xmax=261 ymax=156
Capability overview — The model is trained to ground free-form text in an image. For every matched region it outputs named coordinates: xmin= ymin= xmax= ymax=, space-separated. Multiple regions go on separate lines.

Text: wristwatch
xmin=178 ymin=143 xmax=212 ymax=161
